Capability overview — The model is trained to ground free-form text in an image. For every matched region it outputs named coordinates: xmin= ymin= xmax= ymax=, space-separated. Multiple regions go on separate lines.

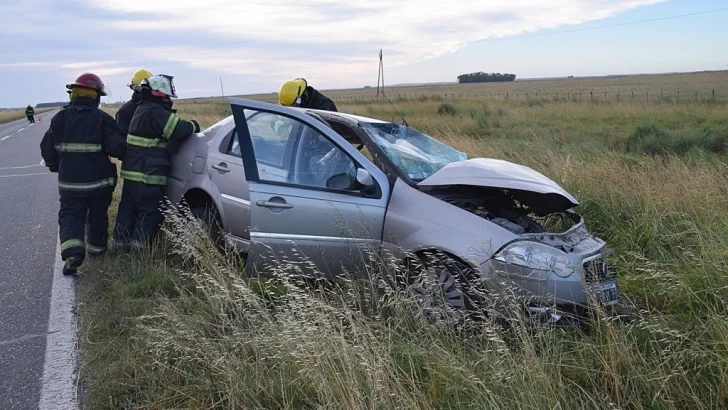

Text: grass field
xmin=241 ymin=70 xmax=728 ymax=105
xmin=0 ymin=108 xmax=54 ymax=125
xmin=80 ymin=72 xmax=728 ymax=409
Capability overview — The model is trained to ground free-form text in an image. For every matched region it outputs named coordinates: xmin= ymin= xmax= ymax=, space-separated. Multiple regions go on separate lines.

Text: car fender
xmin=382 ymin=179 xmax=517 ymax=268
xmin=181 ymin=173 xmax=228 ymax=224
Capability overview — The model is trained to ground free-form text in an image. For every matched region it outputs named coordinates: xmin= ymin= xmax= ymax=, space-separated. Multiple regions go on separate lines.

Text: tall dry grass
xmin=0 ymin=108 xmax=54 ymax=125
xmin=81 ymin=93 xmax=728 ymax=409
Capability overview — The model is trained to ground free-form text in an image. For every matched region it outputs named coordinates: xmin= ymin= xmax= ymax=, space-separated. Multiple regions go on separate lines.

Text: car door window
xmin=228 ymin=132 xmax=241 ymax=157
xmin=219 ymin=129 xmax=242 ymax=158
xmin=245 ymin=110 xmax=358 ymax=191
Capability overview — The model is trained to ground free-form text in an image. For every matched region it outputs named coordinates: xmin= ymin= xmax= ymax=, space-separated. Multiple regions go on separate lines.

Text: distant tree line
xmin=36 ymin=101 xmax=67 ymax=108
xmin=457 ymin=72 xmax=517 ymax=84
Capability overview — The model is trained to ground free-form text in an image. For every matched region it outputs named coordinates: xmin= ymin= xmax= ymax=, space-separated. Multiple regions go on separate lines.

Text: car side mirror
xmin=356 ymin=168 xmax=374 ymax=189
xmin=325 ymin=169 xmax=376 ymax=192
xmin=326 ymin=172 xmax=354 ymax=190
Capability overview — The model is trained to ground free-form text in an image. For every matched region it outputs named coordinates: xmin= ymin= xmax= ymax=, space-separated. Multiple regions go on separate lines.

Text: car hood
xmin=417 ymin=158 xmax=579 ymax=214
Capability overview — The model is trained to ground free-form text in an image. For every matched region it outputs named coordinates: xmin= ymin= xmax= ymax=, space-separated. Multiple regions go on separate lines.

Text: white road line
xmin=0 ymin=332 xmax=50 ymax=347
xmin=0 ymin=172 xmax=48 ymax=178
xmin=39 ymin=238 xmax=79 ymax=410
xmin=0 ymin=164 xmax=44 ymax=170
xmin=0 ymin=124 xmax=33 ymax=141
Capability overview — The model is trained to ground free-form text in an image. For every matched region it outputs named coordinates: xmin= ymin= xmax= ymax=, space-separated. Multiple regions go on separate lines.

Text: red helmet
xmin=66 ymin=73 xmax=108 ymax=96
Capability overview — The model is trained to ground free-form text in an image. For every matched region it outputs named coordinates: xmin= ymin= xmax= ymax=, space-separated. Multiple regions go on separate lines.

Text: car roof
xmin=292 ymin=108 xmax=388 ymax=125
xmin=228 ymin=96 xmax=392 ymax=127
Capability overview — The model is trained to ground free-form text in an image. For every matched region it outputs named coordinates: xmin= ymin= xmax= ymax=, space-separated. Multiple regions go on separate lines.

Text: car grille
xmin=583 ymin=258 xmax=616 ymax=284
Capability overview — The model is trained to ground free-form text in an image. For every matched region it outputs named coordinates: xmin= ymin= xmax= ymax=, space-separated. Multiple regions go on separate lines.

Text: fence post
xmin=677 ymin=90 xmax=680 ymax=101
xmin=695 ymin=91 xmax=698 ymax=101
xmin=646 ymin=91 xmax=649 ymax=102
xmin=604 ymin=92 xmax=607 ymax=99
xmin=632 ymin=91 xmax=634 ymax=100
xmin=506 ymin=93 xmax=509 ymax=100
xmin=590 ymin=91 xmax=593 ymax=100
xmin=567 ymin=92 xmax=570 ymax=101
xmin=526 ymin=92 xmax=528 ymax=99
xmin=661 ymin=90 xmax=663 ymax=99
xmin=617 ymin=91 xmax=620 ymax=102
xmin=713 ymin=89 xmax=715 ymax=101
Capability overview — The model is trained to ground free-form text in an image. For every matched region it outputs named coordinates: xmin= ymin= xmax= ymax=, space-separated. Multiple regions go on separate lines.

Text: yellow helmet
xmin=278 ymin=78 xmax=307 ymax=106
xmin=129 ymin=68 xmax=153 ymax=88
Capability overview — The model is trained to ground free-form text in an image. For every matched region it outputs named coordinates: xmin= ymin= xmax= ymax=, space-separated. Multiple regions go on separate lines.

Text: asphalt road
xmin=0 ymin=112 xmax=63 ymax=409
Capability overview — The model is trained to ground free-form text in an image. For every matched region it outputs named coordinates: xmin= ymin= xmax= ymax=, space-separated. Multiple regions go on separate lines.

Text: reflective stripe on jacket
xmin=120 ymin=97 xmax=196 ymax=186
xmin=39 ymin=97 xmax=126 ymax=198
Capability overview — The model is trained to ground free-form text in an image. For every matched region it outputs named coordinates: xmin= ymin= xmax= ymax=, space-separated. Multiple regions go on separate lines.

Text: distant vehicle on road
xmin=166 ymin=98 xmax=621 ymax=326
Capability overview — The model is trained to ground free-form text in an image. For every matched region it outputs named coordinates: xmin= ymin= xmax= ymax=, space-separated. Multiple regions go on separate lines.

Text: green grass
xmin=79 ymin=95 xmax=728 ymax=409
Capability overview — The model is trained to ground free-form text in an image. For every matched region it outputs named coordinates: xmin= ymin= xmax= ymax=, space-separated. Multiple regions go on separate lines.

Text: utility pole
xmin=376 ymin=49 xmax=384 ymax=100
xmin=220 ymin=77 xmax=225 ymax=99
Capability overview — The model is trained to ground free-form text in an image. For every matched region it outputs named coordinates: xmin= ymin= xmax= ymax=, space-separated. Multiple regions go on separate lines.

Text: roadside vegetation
xmin=0 ymin=108 xmax=54 ymax=125
xmin=80 ymin=73 xmax=728 ymax=409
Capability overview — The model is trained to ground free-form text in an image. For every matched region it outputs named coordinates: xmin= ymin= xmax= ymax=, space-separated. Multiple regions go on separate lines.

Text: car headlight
xmin=493 ymin=241 xmax=575 ymax=278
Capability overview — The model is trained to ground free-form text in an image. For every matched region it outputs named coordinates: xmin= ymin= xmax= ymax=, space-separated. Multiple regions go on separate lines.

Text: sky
xmin=0 ymin=0 xmax=726 ymax=108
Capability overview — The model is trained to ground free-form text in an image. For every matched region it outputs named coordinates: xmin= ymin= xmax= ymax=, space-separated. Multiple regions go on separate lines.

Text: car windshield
xmin=360 ymin=122 xmax=467 ymax=182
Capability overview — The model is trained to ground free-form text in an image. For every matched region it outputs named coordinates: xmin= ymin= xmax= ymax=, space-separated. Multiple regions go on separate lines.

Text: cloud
xmin=0 ymin=0 xmax=670 ymax=106
xmin=0 ymin=62 xmax=53 ymax=68
xmin=85 ymin=0 xmax=667 ymax=81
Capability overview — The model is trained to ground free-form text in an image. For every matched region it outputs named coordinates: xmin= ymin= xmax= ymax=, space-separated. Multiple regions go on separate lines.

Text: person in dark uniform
xmin=278 ymin=78 xmax=337 ymax=111
xmin=25 ymin=104 xmax=35 ymax=123
xmin=112 ymin=73 xmax=199 ymax=250
xmin=116 ymin=68 xmax=153 ymax=140
xmin=40 ymin=73 xmax=127 ymax=275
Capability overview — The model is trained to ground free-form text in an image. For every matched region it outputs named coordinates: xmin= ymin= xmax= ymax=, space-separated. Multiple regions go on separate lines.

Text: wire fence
xmin=327 ymin=89 xmax=725 ymax=105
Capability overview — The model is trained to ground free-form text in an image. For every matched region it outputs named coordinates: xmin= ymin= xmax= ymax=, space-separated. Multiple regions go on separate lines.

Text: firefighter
xmin=25 ymin=104 xmax=35 ymax=123
xmin=112 ymin=74 xmax=199 ymax=250
xmin=278 ymin=78 xmax=337 ymax=112
xmin=40 ymin=73 xmax=127 ymax=275
xmin=116 ymin=68 xmax=153 ymax=139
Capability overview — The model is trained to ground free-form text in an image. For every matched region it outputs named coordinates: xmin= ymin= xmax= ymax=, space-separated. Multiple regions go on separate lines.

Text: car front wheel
xmin=404 ymin=251 xmax=484 ymax=323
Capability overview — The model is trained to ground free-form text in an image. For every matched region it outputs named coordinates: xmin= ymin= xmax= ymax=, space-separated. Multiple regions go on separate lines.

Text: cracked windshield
xmin=360 ymin=122 xmax=467 ymax=181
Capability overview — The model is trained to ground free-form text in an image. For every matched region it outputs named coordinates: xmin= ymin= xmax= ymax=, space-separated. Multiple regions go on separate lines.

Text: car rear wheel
xmin=404 ymin=251 xmax=484 ymax=323
xmin=190 ymin=203 xmax=226 ymax=250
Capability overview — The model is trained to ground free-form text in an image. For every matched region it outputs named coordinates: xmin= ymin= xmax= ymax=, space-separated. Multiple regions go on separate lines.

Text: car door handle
xmin=255 ymin=200 xmax=293 ymax=209
xmin=212 ymin=163 xmax=230 ymax=173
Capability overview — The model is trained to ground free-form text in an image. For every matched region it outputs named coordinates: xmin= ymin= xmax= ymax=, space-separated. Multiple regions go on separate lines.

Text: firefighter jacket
xmin=25 ymin=105 xmax=34 ymax=116
xmin=115 ymin=91 xmax=142 ymax=139
xmin=301 ymin=87 xmax=337 ymax=112
xmin=120 ymin=96 xmax=198 ymax=186
xmin=40 ymin=96 xmax=127 ymax=198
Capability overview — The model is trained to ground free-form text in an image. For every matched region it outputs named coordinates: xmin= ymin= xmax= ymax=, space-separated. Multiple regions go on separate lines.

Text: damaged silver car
xmin=167 ymin=97 xmax=620 ymax=325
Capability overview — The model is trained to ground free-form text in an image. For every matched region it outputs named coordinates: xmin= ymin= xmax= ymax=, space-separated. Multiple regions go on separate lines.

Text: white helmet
xmin=140 ymin=74 xmax=178 ymax=98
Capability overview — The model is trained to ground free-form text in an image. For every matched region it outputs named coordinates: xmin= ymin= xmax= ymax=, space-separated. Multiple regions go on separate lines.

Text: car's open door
xmin=229 ymin=98 xmax=391 ymax=279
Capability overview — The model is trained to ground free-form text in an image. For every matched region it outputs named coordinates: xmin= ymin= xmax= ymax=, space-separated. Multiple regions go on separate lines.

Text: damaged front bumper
xmin=477 ymin=217 xmax=621 ymax=325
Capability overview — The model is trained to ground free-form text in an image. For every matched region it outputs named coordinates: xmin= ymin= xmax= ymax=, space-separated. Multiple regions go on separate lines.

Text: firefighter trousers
xmin=113 ymin=180 xmax=166 ymax=246
xmin=59 ymin=193 xmax=113 ymax=263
